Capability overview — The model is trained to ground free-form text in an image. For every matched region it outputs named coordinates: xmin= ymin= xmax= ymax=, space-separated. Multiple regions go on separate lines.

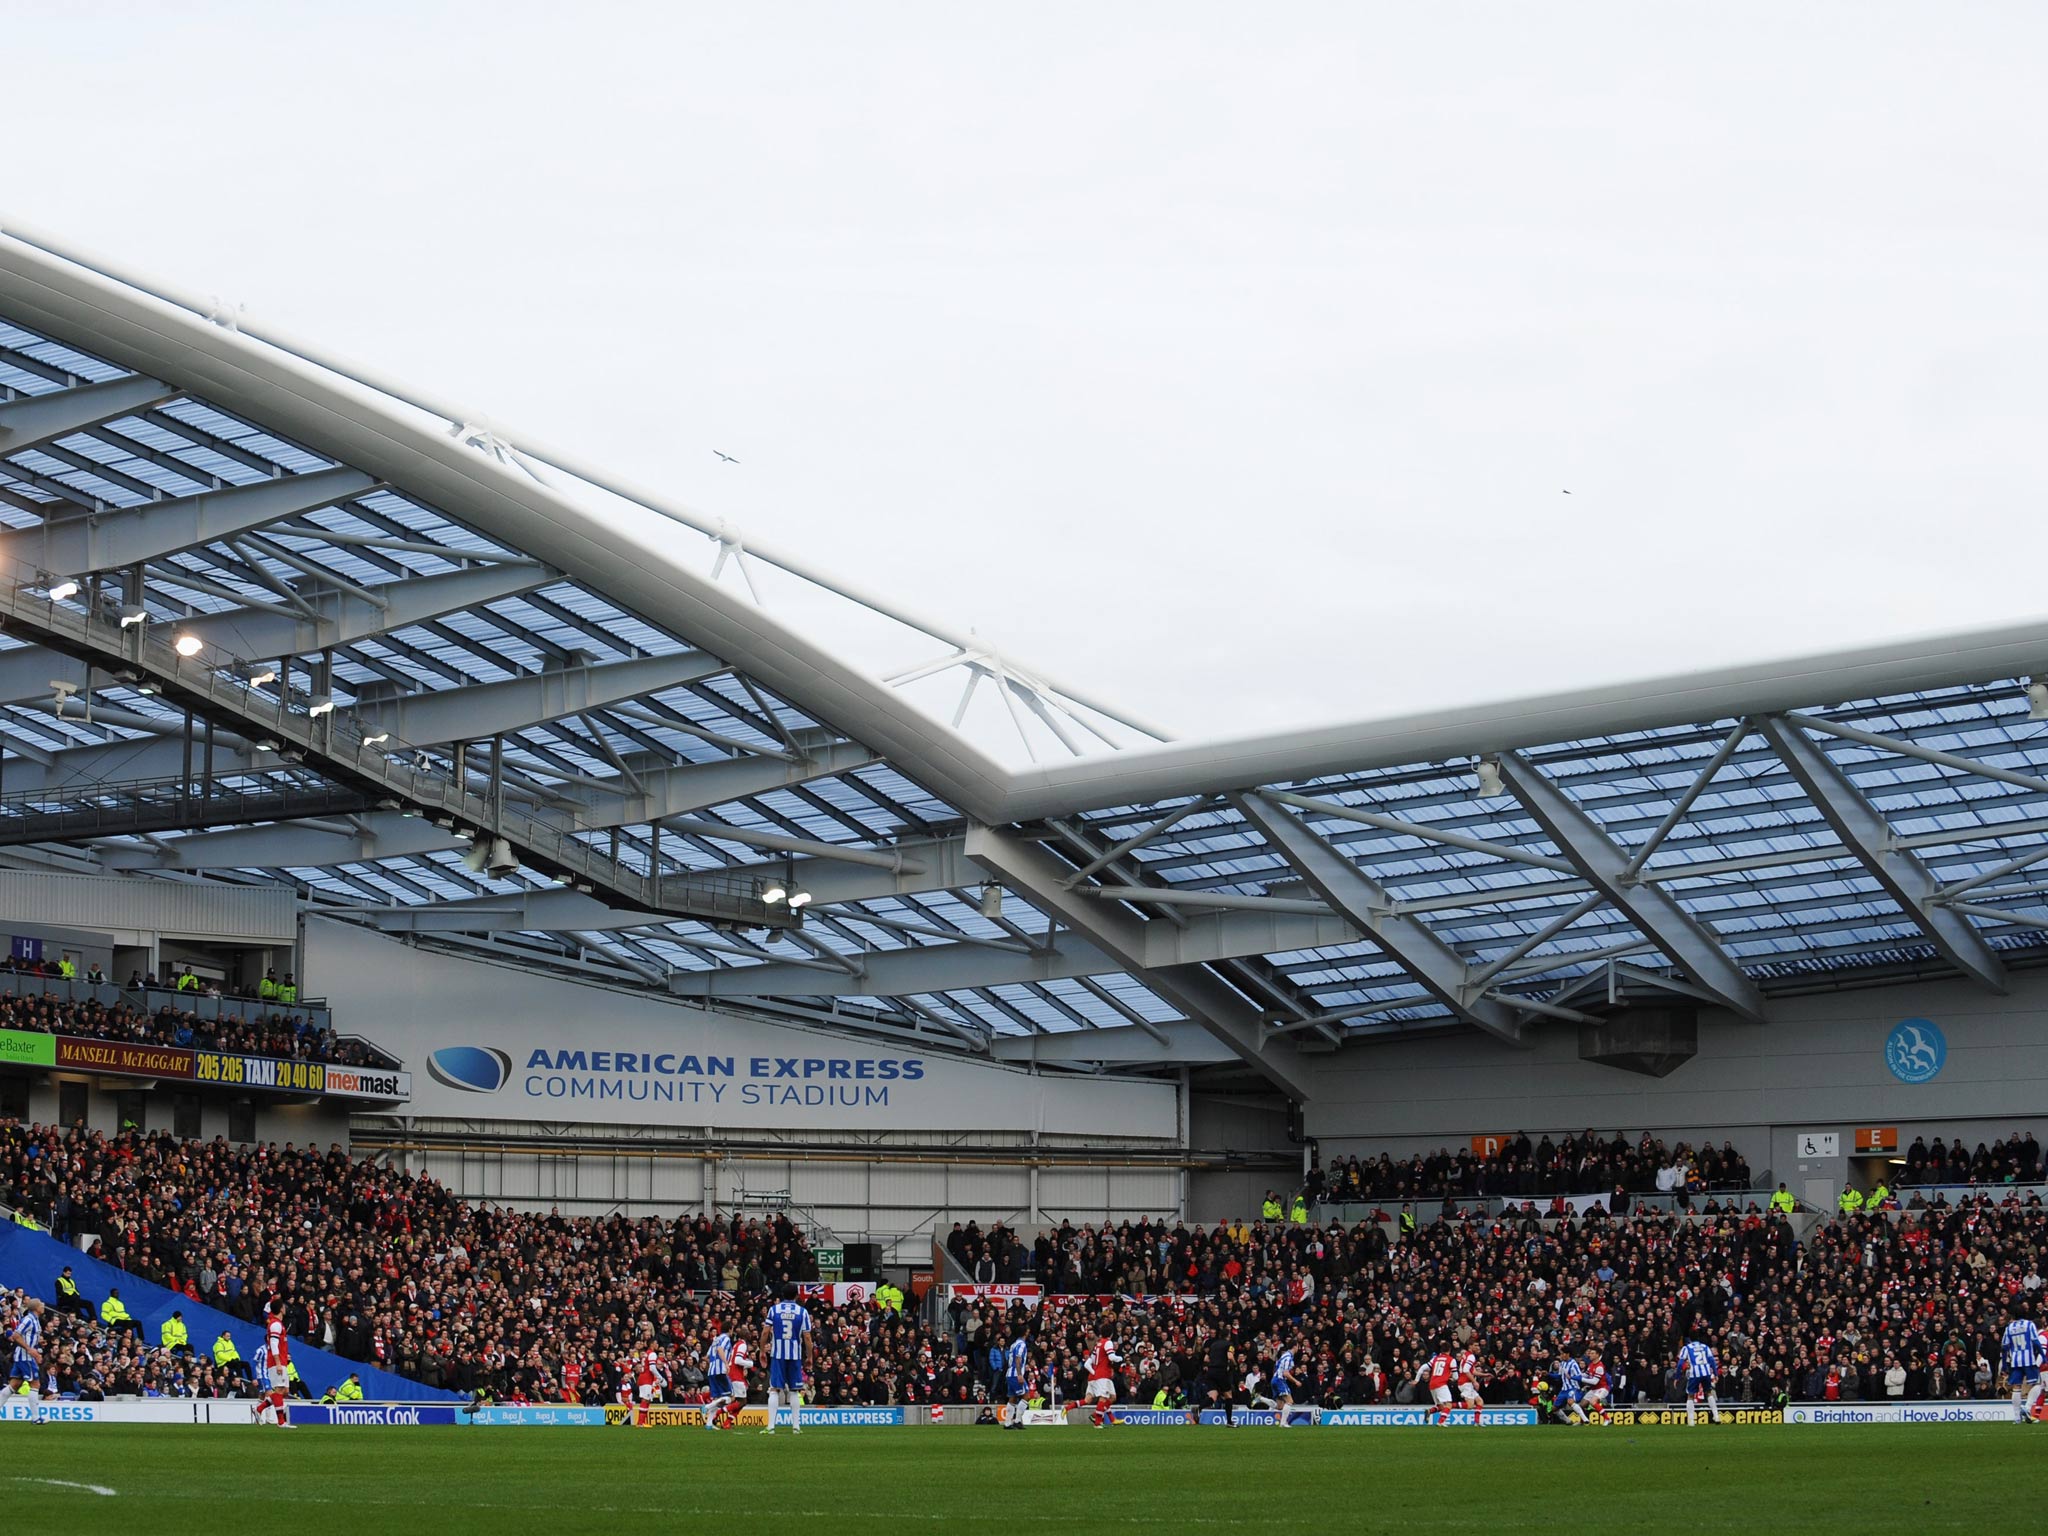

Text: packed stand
xmin=2 ymin=1283 xmax=254 ymax=1401
xmin=998 ymin=1193 xmax=2046 ymax=1412
xmin=1307 ymin=1131 xmax=1754 ymax=1207
xmin=0 ymin=988 xmax=379 ymax=1068
xmin=0 ymin=1120 xmax=932 ymax=1405
xmin=5 ymin=1118 xmax=2043 ymax=1412
xmin=1899 ymin=1131 xmax=2043 ymax=1188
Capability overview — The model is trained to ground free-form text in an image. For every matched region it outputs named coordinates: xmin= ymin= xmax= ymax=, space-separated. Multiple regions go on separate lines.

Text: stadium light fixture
xmin=2028 ymin=678 xmax=2048 ymax=722
xmin=363 ymin=731 xmax=390 ymax=746
xmin=248 ymin=667 xmax=277 ymax=686
xmin=484 ymin=837 xmax=517 ymax=877
xmin=462 ymin=834 xmax=490 ymax=874
xmin=979 ymin=881 xmax=1004 ymax=919
xmin=45 ymin=579 xmax=79 ymax=603
xmin=762 ymin=883 xmax=788 ymax=905
xmin=172 ymin=633 xmax=204 ymax=657
xmin=1473 ymin=757 xmax=1505 ymax=798
xmin=787 ymin=890 xmax=813 ymax=910
xmin=118 ymin=606 xmax=148 ymax=628
xmin=308 ymin=695 xmax=335 ymax=717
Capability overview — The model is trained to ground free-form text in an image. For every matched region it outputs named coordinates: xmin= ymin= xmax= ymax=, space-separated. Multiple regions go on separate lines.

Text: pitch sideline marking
xmin=9 ymin=1475 xmax=117 ymax=1497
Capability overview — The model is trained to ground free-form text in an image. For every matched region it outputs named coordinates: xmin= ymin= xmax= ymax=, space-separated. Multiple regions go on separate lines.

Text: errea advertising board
xmin=310 ymin=920 xmax=1176 ymax=1135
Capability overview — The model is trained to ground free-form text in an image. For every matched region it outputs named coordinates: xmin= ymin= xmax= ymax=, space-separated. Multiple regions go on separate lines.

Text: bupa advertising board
xmin=311 ymin=920 xmax=1176 ymax=1135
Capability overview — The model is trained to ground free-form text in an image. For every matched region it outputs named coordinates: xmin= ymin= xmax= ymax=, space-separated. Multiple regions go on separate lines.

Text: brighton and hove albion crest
xmin=1884 ymin=1019 xmax=1945 ymax=1084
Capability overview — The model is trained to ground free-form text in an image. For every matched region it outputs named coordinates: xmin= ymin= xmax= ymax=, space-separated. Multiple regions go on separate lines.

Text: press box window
xmin=57 ymin=1079 xmax=88 ymax=1128
xmin=172 ymin=1092 xmax=202 ymax=1139
xmin=0 ymin=1075 xmax=28 ymax=1120
xmin=229 ymin=1100 xmax=256 ymax=1143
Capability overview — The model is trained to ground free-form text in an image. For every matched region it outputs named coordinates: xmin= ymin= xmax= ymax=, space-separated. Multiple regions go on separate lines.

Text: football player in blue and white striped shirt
xmin=1678 ymin=1336 xmax=1722 ymax=1425
xmin=1555 ymin=1354 xmax=1589 ymax=1425
xmin=701 ymin=1326 xmax=734 ymax=1432
xmin=1272 ymin=1343 xmax=1299 ymax=1427
xmin=1003 ymin=1334 xmax=1031 ymax=1429
xmin=2000 ymin=1303 xmax=2044 ymax=1425
xmin=6 ymin=1298 xmax=44 ymax=1410
xmin=758 ymin=1284 xmax=813 ymax=1436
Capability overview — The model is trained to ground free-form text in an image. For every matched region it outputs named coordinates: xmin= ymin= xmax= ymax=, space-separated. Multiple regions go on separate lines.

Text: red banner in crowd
xmin=53 ymin=1036 xmax=195 ymax=1079
xmin=944 ymin=1283 xmax=1043 ymax=1307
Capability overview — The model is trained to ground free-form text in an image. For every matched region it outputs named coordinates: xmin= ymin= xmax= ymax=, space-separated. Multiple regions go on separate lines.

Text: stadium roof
xmin=3 ymin=219 xmax=2048 ymax=1097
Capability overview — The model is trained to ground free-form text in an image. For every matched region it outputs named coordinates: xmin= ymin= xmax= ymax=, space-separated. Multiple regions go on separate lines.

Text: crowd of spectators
xmin=2 ymin=1284 xmax=250 ymax=1400
xmin=0 ymin=1120 xmax=896 ymax=1403
xmin=1900 ymin=1131 xmax=2042 ymax=1188
xmin=0 ymin=988 xmax=379 ymax=1068
xmin=1306 ymin=1132 xmax=1754 ymax=1206
xmin=3 ymin=1117 xmax=2044 ymax=1412
xmin=1004 ymin=1194 xmax=2045 ymax=1410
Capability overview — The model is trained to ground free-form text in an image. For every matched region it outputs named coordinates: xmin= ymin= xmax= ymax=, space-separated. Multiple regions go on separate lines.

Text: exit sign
xmin=815 ymin=1246 xmax=845 ymax=1278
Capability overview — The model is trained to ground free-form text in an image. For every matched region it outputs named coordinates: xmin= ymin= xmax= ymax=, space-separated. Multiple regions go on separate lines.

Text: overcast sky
xmin=8 ymin=3 xmax=2045 ymax=747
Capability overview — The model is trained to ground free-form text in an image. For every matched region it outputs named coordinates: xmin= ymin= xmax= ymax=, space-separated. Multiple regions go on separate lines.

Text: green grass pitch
xmin=0 ymin=1423 xmax=2034 ymax=1533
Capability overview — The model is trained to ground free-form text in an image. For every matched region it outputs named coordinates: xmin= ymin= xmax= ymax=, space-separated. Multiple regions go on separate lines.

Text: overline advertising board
xmin=0 ymin=1027 xmax=409 ymax=1102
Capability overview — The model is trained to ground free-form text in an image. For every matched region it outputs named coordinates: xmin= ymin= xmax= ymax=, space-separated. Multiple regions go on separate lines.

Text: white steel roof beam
xmin=1756 ymin=715 xmax=2007 ymax=992
xmin=963 ymin=823 xmax=1315 ymax=1098
xmin=1495 ymin=751 xmax=1767 ymax=1021
xmin=6 ymin=465 xmax=377 ymax=575
xmin=353 ymin=651 xmax=727 ymax=746
xmin=1232 ymin=792 xmax=1523 ymax=1043
xmin=0 ymin=374 xmax=176 ymax=457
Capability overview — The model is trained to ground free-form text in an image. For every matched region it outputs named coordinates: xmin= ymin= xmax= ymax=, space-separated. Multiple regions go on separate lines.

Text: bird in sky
xmin=1561 ymin=489 xmax=1571 ymax=495
xmin=715 ymin=451 xmax=739 ymax=464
